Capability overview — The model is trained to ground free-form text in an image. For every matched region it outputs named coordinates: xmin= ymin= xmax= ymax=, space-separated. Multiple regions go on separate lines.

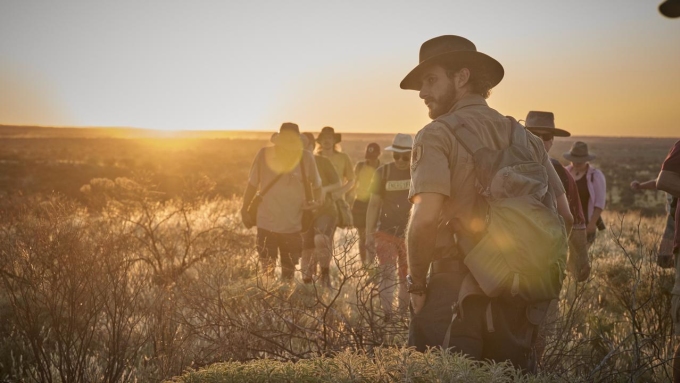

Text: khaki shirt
xmin=326 ymin=151 xmax=355 ymax=183
xmin=409 ymin=94 xmax=565 ymax=275
xmin=248 ymin=147 xmax=321 ymax=234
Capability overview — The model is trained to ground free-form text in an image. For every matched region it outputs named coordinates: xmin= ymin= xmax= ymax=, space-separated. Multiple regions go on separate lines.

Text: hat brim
xmin=563 ymin=153 xmax=596 ymax=163
xmin=660 ymin=0 xmax=680 ymax=18
xmin=271 ymin=133 xmax=308 ymax=147
xmin=384 ymin=146 xmax=412 ymax=153
xmin=526 ymin=127 xmax=571 ymax=138
xmin=316 ymin=133 xmax=341 ymax=144
xmin=400 ymin=51 xmax=504 ymax=91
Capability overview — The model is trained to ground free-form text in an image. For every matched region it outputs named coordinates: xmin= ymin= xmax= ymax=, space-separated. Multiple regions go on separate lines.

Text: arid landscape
xmin=0 ymin=125 xmax=675 ymax=214
xmin=0 ymin=124 xmax=678 ymax=382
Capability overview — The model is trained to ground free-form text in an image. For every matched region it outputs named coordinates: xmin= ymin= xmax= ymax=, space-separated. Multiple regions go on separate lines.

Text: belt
xmin=431 ymin=258 xmax=464 ymax=274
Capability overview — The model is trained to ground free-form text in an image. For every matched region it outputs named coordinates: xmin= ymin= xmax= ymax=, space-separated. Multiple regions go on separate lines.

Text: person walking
xmin=365 ymin=134 xmax=413 ymax=320
xmin=299 ymin=132 xmax=342 ymax=287
xmin=524 ymin=111 xmax=589 ymax=281
xmin=316 ymin=127 xmax=355 ymax=227
xmin=659 ymin=141 xmax=680 ymax=383
xmin=401 ymin=35 xmax=572 ymax=371
xmin=630 ymin=180 xmax=677 ymax=268
xmin=629 ymin=140 xmax=680 ymax=381
xmin=351 ymin=143 xmax=382 ymax=266
xmin=564 ymin=142 xmax=606 ymax=248
xmin=240 ymin=123 xmax=321 ymax=281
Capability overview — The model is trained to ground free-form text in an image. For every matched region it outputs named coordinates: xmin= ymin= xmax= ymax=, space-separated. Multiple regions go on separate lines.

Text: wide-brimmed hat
xmin=365 ymin=142 xmax=381 ymax=159
xmin=316 ymin=126 xmax=341 ymax=144
xmin=660 ymin=0 xmax=680 ymax=18
xmin=400 ymin=35 xmax=504 ymax=91
xmin=384 ymin=133 xmax=414 ymax=153
xmin=524 ymin=111 xmax=571 ymax=138
xmin=564 ymin=141 xmax=596 ymax=163
xmin=271 ymin=122 xmax=308 ymax=147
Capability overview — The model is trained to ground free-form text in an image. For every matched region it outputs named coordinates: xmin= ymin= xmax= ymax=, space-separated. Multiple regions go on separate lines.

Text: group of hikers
xmin=240 ymin=35 xmax=680 ymax=375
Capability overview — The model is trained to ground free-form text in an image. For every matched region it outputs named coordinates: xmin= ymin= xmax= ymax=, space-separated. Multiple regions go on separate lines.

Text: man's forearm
xmin=337 ymin=179 xmax=356 ymax=196
xmin=365 ymin=196 xmax=381 ymax=234
xmin=640 ymin=179 xmax=658 ymax=190
xmin=406 ymin=216 xmax=438 ymax=286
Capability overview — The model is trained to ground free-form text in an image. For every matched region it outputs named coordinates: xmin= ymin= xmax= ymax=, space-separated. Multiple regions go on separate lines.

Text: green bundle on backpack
xmin=437 ymin=116 xmax=568 ymax=303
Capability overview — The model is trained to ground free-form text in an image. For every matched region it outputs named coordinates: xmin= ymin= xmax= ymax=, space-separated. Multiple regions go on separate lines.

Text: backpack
xmin=436 ymin=115 xmax=568 ymax=303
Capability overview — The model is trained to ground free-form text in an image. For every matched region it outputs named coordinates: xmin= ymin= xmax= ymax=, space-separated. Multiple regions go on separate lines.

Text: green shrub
xmin=166 ymin=347 xmax=556 ymax=383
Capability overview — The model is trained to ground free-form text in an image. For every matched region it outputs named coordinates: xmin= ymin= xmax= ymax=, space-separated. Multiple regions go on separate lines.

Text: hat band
xmin=391 ymin=145 xmax=412 ymax=150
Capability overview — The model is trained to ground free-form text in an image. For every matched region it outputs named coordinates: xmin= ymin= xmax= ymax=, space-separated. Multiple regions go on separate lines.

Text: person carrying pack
xmin=240 ymin=123 xmax=322 ymax=281
xmin=400 ymin=35 xmax=573 ymax=372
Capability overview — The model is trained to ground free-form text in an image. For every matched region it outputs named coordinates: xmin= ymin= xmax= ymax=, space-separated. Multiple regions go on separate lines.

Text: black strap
xmin=258 ymin=175 xmax=283 ymax=198
xmin=300 ymin=154 xmax=312 ymax=202
xmin=257 ymin=153 xmax=284 ymax=198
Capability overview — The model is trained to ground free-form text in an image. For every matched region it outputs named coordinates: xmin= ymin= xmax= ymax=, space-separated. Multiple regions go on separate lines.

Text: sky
xmin=1 ymin=0 xmax=679 ymax=137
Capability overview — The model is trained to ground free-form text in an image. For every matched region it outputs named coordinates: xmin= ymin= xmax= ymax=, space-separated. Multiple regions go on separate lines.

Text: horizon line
xmin=0 ymin=123 xmax=677 ymax=139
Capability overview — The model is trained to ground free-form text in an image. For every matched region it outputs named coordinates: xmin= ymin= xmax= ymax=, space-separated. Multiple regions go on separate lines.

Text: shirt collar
xmin=449 ymin=94 xmax=488 ymax=113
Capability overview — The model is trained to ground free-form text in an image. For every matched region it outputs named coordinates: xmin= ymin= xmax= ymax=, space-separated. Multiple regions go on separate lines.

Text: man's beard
xmin=427 ymin=82 xmax=458 ymax=119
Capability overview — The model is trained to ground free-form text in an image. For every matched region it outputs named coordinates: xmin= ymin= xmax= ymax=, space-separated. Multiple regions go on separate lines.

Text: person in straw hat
xmin=241 ymin=122 xmax=322 ymax=281
xmin=564 ymin=141 xmax=606 ymax=247
xmin=524 ymin=111 xmax=589 ymax=282
xmin=401 ymin=35 xmax=573 ymax=371
xmin=350 ymin=143 xmax=382 ymax=266
xmin=316 ymin=127 xmax=355 ymax=202
xmin=299 ymin=132 xmax=342 ymax=288
xmin=365 ymin=133 xmax=413 ymax=321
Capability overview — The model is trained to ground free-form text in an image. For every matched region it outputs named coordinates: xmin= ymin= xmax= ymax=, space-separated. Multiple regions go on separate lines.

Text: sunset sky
xmin=1 ymin=0 xmax=679 ymax=137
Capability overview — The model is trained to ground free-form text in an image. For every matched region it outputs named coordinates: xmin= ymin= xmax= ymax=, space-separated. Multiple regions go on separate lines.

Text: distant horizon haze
xmin=1 ymin=123 xmax=676 ymax=140
xmin=1 ymin=0 xmax=679 ymax=137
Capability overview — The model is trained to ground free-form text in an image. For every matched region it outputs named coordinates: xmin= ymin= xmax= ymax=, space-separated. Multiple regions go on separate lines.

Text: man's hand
xmin=410 ymin=293 xmax=426 ymax=314
xmin=586 ymin=222 xmax=597 ymax=235
xmin=577 ymin=262 xmax=591 ymax=282
xmin=630 ymin=180 xmax=641 ymax=192
xmin=303 ymin=200 xmax=322 ymax=210
xmin=365 ymin=232 xmax=376 ymax=254
xmin=241 ymin=209 xmax=255 ymax=228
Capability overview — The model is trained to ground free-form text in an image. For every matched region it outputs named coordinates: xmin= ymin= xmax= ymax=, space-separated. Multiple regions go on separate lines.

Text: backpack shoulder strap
xmin=507 ymin=116 xmax=527 ymax=147
xmin=257 ymin=148 xmax=284 ymax=197
xmin=436 ymin=114 xmax=487 ymax=156
xmin=300 ymin=153 xmax=312 ymax=202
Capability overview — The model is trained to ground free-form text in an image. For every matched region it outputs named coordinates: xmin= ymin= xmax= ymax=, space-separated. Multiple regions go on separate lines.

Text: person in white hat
xmin=365 ymin=133 xmax=413 ymax=321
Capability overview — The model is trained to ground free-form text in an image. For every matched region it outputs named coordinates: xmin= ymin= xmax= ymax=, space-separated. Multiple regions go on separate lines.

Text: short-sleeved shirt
xmin=409 ymin=94 xmax=565 ymax=265
xmin=325 ymin=151 xmax=355 ymax=183
xmin=353 ymin=160 xmax=381 ymax=203
xmin=247 ymin=146 xmax=321 ymax=233
xmin=370 ymin=162 xmax=412 ymax=237
xmin=314 ymin=155 xmax=340 ymax=218
xmin=551 ymin=158 xmax=586 ymax=229
xmin=661 ymin=140 xmax=680 ymax=252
